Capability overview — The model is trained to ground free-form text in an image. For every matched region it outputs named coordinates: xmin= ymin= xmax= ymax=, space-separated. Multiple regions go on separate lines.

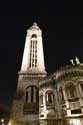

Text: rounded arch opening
xmin=31 ymin=34 xmax=37 ymax=38
xmin=29 ymin=34 xmax=38 ymax=68
xmin=25 ymin=85 xmax=39 ymax=103
xmin=65 ymin=82 xmax=77 ymax=99
xmin=45 ymin=90 xmax=54 ymax=105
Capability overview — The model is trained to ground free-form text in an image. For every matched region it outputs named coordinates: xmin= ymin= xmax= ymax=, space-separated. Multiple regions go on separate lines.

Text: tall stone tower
xmin=10 ymin=23 xmax=47 ymax=125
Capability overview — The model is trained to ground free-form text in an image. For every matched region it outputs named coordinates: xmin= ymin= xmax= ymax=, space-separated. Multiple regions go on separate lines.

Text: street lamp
xmin=1 ymin=118 xmax=4 ymax=125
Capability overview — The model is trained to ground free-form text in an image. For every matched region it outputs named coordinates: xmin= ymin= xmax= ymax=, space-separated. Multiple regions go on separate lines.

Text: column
xmin=33 ymin=87 xmax=36 ymax=103
xmin=28 ymin=87 xmax=31 ymax=103
xmin=62 ymin=86 xmax=71 ymax=116
xmin=76 ymin=83 xmax=83 ymax=113
xmin=43 ymin=92 xmax=47 ymax=119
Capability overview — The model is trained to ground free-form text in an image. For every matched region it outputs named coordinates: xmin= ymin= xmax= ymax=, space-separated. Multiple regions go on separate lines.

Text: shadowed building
xmin=10 ymin=23 xmax=83 ymax=125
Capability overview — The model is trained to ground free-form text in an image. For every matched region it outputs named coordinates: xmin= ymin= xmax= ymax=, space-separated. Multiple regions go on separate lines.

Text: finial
xmin=33 ymin=22 xmax=37 ymax=26
xmin=70 ymin=56 xmax=80 ymax=65
xmin=75 ymin=56 xmax=80 ymax=64
xmin=70 ymin=59 xmax=75 ymax=65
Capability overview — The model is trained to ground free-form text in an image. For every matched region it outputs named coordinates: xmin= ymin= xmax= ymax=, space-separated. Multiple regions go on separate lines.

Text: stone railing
xmin=23 ymin=102 xmax=39 ymax=114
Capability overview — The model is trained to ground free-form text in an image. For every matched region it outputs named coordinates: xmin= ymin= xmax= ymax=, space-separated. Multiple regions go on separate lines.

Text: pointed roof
xmin=29 ymin=22 xmax=40 ymax=30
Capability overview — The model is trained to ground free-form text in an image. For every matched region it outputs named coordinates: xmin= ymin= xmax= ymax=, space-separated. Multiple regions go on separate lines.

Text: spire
xmin=29 ymin=22 xmax=40 ymax=30
xmin=33 ymin=22 xmax=37 ymax=26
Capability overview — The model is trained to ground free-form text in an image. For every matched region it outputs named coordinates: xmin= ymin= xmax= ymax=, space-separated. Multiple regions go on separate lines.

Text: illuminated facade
xmin=10 ymin=23 xmax=83 ymax=125
xmin=10 ymin=23 xmax=47 ymax=125
xmin=39 ymin=64 xmax=83 ymax=125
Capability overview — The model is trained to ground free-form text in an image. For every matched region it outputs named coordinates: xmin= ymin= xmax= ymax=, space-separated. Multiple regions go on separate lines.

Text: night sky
xmin=0 ymin=0 xmax=83 ymax=115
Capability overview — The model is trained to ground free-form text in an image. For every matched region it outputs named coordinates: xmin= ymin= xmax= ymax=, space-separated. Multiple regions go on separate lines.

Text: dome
xmin=55 ymin=64 xmax=83 ymax=81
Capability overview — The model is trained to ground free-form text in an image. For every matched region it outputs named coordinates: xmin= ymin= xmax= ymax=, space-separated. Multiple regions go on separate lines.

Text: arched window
xmin=78 ymin=81 xmax=83 ymax=92
xmin=29 ymin=34 xmax=37 ymax=68
xmin=45 ymin=91 xmax=54 ymax=105
xmin=59 ymin=87 xmax=65 ymax=104
xmin=31 ymin=34 xmax=37 ymax=38
xmin=25 ymin=85 xmax=39 ymax=103
xmin=65 ymin=83 xmax=77 ymax=99
xmin=39 ymin=93 xmax=43 ymax=106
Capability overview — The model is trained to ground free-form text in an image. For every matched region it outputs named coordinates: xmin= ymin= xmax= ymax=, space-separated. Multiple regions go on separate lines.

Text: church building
xmin=10 ymin=23 xmax=83 ymax=125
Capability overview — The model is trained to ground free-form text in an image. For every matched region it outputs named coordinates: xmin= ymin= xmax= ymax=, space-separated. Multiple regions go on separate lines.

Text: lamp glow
xmin=1 ymin=119 xmax=4 ymax=123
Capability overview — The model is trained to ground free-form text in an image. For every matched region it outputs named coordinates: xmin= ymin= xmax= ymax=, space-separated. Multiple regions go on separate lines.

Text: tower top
xmin=20 ymin=23 xmax=46 ymax=75
xmin=29 ymin=22 xmax=40 ymax=31
xmin=33 ymin=22 xmax=37 ymax=26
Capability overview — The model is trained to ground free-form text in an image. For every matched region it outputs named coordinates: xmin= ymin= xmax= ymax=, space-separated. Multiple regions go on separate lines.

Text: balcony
xmin=23 ymin=102 xmax=39 ymax=115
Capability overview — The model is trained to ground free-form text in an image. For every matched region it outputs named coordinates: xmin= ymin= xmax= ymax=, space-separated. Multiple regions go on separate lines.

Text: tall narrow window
xmin=24 ymin=86 xmax=39 ymax=114
xmin=65 ymin=83 xmax=77 ymax=99
xmin=29 ymin=34 xmax=37 ymax=68
xmin=46 ymin=91 xmax=54 ymax=105
xmin=25 ymin=86 xmax=38 ymax=103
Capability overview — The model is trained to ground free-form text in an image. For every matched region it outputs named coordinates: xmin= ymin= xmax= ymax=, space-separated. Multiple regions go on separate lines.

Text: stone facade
xmin=39 ymin=65 xmax=83 ymax=125
xmin=10 ymin=23 xmax=47 ymax=125
xmin=10 ymin=23 xmax=83 ymax=125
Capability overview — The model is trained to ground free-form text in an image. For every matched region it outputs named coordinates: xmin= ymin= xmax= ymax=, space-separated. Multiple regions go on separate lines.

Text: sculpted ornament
xmin=70 ymin=56 xmax=80 ymax=65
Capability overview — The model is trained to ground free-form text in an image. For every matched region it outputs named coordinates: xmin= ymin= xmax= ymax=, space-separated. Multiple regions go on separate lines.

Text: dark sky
xmin=0 ymin=0 xmax=83 ymax=113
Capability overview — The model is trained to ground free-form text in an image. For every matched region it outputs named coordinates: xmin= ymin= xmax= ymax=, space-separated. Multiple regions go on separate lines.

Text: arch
xmin=31 ymin=34 xmax=37 ymax=38
xmin=25 ymin=85 xmax=39 ymax=103
xmin=78 ymin=81 xmax=83 ymax=92
xmin=65 ymin=82 xmax=77 ymax=99
xmin=45 ymin=91 xmax=54 ymax=105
